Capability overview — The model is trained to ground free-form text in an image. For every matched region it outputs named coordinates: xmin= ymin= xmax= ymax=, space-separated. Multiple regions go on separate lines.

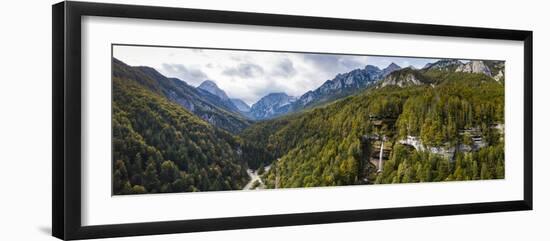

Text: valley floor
xmin=243 ymin=165 xmax=272 ymax=190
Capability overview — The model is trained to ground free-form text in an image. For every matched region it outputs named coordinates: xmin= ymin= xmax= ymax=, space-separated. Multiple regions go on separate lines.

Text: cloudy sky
xmin=113 ymin=45 xmax=439 ymax=105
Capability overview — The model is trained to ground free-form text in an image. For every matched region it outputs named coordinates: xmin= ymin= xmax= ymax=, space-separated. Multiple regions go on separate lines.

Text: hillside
xmin=112 ymin=69 xmax=250 ymax=195
xmin=241 ymin=70 xmax=505 ymax=188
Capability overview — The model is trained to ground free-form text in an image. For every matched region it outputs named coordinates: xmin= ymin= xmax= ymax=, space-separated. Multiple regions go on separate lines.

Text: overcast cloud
xmin=113 ymin=45 xmax=439 ymax=105
xmin=161 ymin=63 xmax=208 ymax=85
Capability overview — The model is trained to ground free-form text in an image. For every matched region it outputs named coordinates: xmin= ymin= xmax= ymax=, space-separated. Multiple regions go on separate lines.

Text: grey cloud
xmin=302 ymin=54 xmax=364 ymax=76
xmin=222 ymin=63 xmax=264 ymax=78
xmin=272 ymin=58 xmax=297 ymax=78
xmin=161 ymin=63 xmax=208 ymax=85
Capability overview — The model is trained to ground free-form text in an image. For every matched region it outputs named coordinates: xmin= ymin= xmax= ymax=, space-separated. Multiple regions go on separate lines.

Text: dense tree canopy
xmin=242 ymin=71 xmax=505 ymax=188
xmin=112 ymin=77 xmax=249 ymax=195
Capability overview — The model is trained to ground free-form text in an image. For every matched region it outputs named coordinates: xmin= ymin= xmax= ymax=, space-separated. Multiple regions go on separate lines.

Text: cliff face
xmin=455 ymin=60 xmax=493 ymax=77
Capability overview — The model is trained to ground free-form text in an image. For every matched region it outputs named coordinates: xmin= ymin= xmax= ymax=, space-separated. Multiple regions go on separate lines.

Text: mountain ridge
xmin=286 ymin=63 xmax=402 ymax=115
xmin=249 ymin=92 xmax=297 ymax=120
xmin=113 ymin=58 xmax=251 ymax=134
xmin=115 ymin=58 xmax=504 ymax=124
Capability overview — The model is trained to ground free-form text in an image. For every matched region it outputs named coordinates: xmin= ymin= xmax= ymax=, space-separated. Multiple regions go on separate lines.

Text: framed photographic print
xmin=52 ymin=1 xmax=533 ymax=240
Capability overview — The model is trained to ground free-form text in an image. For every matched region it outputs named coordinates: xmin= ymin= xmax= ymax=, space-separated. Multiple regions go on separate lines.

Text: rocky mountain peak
xmin=455 ymin=60 xmax=492 ymax=77
xmin=364 ymin=65 xmax=382 ymax=73
xmin=249 ymin=92 xmax=297 ymax=120
xmin=380 ymin=68 xmax=431 ymax=88
xmin=381 ymin=62 xmax=402 ymax=77
xmin=197 ymin=80 xmax=229 ymax=100
xmin=254 ymin=92 xmax=296 ymax=107
xmin=293 ymin=65 xmax=385 ymax=109
xmin=423 ymin=59 xmax=463 ymax=71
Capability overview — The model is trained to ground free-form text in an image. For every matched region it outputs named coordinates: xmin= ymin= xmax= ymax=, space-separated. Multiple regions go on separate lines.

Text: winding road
xmin=243 ymin=165 xmax=271 ymax=190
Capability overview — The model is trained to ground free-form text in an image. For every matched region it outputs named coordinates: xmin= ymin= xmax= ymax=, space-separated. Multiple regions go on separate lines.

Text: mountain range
xmin=423 ymin=59 xmax=503 ymax=79
xmin=291 ymin=63 xmax=401 ymax=112
xmin=114 ymin=58 xmax=504 ymax=127
xmin=112 ymin=59 xmax=251 ymax=134
xmin=380 ymin=59 xmax=504 ymax=88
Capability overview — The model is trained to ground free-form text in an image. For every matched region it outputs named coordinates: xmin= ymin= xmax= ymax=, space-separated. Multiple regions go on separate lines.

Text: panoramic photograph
xmin=111 ymin=45 xmax=505 ymax=195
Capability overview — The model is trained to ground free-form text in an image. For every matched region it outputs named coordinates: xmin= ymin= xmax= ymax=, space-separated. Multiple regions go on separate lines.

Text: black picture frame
xmin=52 ymin=1 xmax=533 ymax=240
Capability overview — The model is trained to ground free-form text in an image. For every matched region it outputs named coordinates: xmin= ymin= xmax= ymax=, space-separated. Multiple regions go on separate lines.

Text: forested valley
xmin=112 ymin=58 xmax=505 ymax=195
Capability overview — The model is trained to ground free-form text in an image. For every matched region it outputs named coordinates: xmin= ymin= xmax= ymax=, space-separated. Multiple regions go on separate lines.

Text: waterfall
xmin=378 ymin=136 xmax=384 ymax=172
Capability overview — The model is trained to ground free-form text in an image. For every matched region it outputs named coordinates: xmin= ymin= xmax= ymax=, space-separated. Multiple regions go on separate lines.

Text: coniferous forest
xmin=112 ymin=49 xmax=505 ymax=195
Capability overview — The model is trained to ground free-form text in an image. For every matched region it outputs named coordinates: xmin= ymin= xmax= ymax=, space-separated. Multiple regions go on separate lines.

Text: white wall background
xmin=0 ymin=0 xmax=547 ymax=240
